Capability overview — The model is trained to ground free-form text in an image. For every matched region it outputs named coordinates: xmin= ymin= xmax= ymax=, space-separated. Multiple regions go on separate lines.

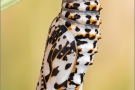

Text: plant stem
xmin=1 ymin=0 xmax=22 ymax=11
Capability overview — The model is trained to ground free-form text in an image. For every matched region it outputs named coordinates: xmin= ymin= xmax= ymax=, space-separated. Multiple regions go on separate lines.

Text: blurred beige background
xmin=1 ymin=0 xmax=134 ymax=90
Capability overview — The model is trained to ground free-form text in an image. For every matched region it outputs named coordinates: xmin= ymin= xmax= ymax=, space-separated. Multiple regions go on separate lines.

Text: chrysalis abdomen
xmin=36 ymin=0 xmax=102 ymax=90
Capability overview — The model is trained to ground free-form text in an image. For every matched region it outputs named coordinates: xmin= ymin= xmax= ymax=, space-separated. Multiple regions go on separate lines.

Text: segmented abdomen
xmin=36 ymin=0 xmax=102 ymax=90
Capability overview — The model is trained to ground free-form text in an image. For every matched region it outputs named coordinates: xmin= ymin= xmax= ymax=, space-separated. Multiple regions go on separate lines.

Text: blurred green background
xmin=1 ymin=0 xmax=134 ymax=90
